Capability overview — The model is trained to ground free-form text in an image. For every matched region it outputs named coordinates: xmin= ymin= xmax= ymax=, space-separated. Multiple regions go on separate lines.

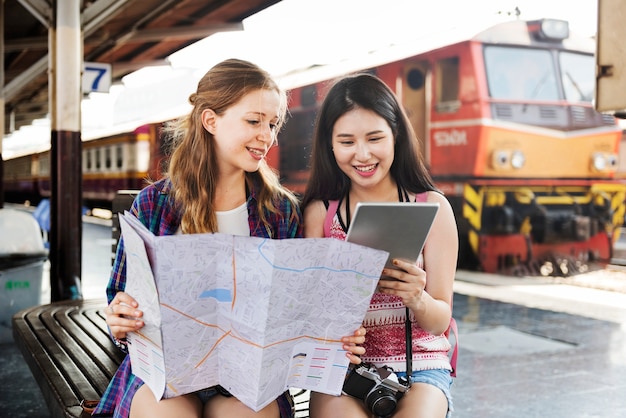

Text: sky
xmin=2 ymin=0 xmax=600 ymax=157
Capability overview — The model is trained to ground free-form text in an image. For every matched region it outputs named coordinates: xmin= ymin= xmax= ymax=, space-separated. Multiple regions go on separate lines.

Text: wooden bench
xmin=12 ymin=299 xmax=124 ymax=418
xmin=12 ymin=297 xmax=311 ymax=417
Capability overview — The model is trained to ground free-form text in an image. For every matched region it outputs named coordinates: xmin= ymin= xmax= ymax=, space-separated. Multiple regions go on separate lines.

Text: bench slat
xmin=14 ymin=308 xmax=79 ymax=418
xmin=70 ymin=307 xmax=126 ymax=372
xmin=47 ymin=305 xmax=123 ymax=391
xmin=13 ymin=299 xmax=119 ymax=418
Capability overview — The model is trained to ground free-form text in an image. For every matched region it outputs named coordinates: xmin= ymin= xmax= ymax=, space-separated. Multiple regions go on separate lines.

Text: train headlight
xmin=511 ymin=151 xmax=526 ymax=169
xmin=529 ymin=19 xmax=569 ymax=42
xmin=491 ymin=150 xmax=509 ymax=168
xmin=591 ymin=152 xmax=618 ymax=172
xmin=539 ymin=19 xmax=569 ymax=41
xmin=607 ymin=153 xmax=619 ymax=170
xmin=491 ymin=149 xmax=525 ymax=170
xmin=592 ymin=153 xmax=607 ymax=171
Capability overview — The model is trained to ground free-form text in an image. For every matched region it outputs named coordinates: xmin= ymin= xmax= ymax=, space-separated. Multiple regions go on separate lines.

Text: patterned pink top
xmin=325 ymin=197 xmax=452 ymax=373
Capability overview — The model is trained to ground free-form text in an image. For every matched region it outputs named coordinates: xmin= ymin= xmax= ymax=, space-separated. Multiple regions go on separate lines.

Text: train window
xmin=105 ymin=147 xmax=112 ymax=169
xmin=485 ymin=46 xmax=558 ymax=101
xmin=559 ymin=52 xmax=594 ymax=102
xmin=279 ymin=109 xmax=316 ymax=173
xmin=407 ymin=68 xmax=425 ymax=90
xmin=116 ymin=144 xmax=123 ymax=170
xmin=14 ymin=157 xmax=31 ymax=178
xmin=39 ymin=154 xmax=50 ymax=176
xmin=86 ymin=150 xmax=93 ymax=171
xmin=301 ymin=85 xmax=318 ymax=108
xmin=95 ymin=149 xmax=101 ymax=170
xmin=435 ymin=57 xmax=460 ymax=112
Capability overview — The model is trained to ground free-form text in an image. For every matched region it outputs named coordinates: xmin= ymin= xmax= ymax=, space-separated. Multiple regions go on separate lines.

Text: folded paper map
xmin=118 ymin=212 xmax=388 ymax=411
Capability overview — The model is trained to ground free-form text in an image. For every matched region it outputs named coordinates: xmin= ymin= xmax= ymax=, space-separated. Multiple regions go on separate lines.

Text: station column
xmin=49 ymin=0 xmax=82 ymax=301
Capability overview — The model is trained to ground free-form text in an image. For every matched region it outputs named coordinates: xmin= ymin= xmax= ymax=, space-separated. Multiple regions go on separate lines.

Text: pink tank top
xmin=324 ymin=192 xmax=452 ymax=372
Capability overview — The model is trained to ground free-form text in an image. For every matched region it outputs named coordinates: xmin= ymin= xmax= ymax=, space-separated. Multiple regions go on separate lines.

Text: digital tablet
xmin=345 ymin=202 xmax=439 ymax=270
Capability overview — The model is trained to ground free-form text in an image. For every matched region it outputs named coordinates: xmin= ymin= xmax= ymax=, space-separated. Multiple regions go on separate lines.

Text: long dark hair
xmin=301 ymin=73 xmax=437 ymax=210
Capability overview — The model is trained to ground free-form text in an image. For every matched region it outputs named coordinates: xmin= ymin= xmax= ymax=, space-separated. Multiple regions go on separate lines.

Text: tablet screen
xmin=345 ymin=202 xmax=439 ymax=270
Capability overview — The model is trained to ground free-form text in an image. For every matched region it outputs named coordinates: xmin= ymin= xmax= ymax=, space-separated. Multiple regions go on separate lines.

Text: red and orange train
xmin=4 ymin=18 xmax=625 ymax=274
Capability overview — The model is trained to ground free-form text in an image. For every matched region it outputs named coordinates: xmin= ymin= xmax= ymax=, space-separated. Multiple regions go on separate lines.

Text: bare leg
xmin=393 ymin=382 xmax=448 ymax=418
xmin=309 ymin=392 xmax=369 ymax=418
xmin=203 ymin=395 xmax=280 ymax=418
xmin=129 ymin=384 xmax=202 ymax=418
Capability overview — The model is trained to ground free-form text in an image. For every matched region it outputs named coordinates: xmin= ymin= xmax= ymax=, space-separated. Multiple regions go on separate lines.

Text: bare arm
xmin=303 ymin=200 xmax=327 ymax=238
xmin=378 ymin=192 xmax=457 ymax=335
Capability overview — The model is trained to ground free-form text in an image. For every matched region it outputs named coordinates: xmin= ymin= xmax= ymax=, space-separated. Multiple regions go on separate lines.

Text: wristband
xmin=113 ymin=336 xmax=128 ymax=352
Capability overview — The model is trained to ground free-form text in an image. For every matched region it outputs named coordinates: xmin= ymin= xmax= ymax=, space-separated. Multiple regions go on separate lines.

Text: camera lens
xmin=366 ymin=388 xmax=397 ymax=417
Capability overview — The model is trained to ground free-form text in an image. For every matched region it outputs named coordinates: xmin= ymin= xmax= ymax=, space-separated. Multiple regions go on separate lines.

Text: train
xmin=2 ymin=123 xmax=166 ymax=210
xmin=3 ymin=18 xmax=626 ymax=275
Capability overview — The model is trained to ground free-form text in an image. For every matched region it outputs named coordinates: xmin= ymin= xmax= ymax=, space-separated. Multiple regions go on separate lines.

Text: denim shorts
xmin=194 ymin=386 xmax=294 ymax=418
xmin=396 ymin=368 xmax=454 ymax=417
xmin=195 ymin=386 xmax=221 ymax=404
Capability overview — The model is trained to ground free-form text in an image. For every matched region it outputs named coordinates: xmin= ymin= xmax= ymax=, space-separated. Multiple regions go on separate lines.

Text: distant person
xmin=93 ymin=58 xmax=354 ymax=418
xmin=302 ymin=73 xmax=458 ymax=418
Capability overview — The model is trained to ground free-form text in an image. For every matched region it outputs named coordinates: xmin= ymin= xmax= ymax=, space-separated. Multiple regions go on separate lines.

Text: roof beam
xmin=3 ymin=0 xmax=132 ymax=109
xmin=82 ymin=0 xmax=132 ymax=36
xmin=111 ymin=59 xmax=170 ymax=76
xmin=3 ymin=55 xmax=47 ymax=102
xmin=117 ymin=22 xmax=243 ymax=43
xmin=17 ymin=0 xmax=52 ymax=28
xmin=4 ymin=36 xmax=47 ymax=52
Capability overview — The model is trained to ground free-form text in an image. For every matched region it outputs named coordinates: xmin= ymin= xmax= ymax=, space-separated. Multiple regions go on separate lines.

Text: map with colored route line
xmin=118 ymin=212 xmax=388 ymax=411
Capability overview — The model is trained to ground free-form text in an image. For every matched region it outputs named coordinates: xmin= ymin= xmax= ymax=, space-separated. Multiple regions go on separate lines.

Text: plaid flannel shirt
xmin=93 ymin=177 xmax=302 ymax=418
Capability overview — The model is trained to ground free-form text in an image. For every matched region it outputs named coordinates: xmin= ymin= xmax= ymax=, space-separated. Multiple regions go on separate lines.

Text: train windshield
xmin=559 ymin=52 xmax=594 ymax=102
xmin=485 ymin=46 xmax=594 ymax=103
xmin=485 ymin=46 xmax=558 ymax=101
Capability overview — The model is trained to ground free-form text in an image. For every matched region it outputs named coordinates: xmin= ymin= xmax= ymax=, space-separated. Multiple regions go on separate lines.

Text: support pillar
xmin=49 ymin=0 xmax=82 ymax=301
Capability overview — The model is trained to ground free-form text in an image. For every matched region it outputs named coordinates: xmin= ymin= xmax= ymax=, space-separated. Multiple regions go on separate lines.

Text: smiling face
xmin=202 ymin=88 xmax=281 ymax=175
xmin=331 ymin=107 xmax=395 ymax=189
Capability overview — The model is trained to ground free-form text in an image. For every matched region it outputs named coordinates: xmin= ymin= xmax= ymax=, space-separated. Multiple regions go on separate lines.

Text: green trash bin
xmin=0 ymin=208 xmax=49 ymax=343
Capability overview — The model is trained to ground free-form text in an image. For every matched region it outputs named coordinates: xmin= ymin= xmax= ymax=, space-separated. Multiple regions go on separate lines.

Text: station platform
xmin=2 ymin=216 xmax=626 ymax=417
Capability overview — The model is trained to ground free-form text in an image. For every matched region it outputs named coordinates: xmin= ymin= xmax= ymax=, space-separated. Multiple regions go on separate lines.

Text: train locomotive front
xmin=280 ymin=18 xmax=626 ymax=275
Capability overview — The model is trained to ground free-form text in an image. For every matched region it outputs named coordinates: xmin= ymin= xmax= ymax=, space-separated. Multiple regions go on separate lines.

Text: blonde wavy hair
xmin=164 ymin=58 xmax=299 ymax=234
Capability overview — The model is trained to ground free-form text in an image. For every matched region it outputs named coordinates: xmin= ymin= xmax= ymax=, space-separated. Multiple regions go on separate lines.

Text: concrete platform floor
xmin=3 ymin=267 xmax=626 ymax=417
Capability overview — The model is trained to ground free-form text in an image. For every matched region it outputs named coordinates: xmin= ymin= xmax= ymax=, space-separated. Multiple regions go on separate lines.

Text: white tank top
xmin=175 ymin=202 xmax=250 ymax=236
xmin=216 ymin=202 xmax=250 ymax=236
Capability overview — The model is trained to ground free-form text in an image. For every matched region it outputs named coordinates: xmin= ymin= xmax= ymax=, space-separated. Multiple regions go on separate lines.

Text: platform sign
xmin=595 ymin=0 xmax=626 ymax=113
xmin=83 ymin=62 xmax=112 ymax=93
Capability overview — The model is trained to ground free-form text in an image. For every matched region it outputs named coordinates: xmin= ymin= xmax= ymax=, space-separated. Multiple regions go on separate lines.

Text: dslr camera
xmin=342 ymin=363 xmax=409 ymax=417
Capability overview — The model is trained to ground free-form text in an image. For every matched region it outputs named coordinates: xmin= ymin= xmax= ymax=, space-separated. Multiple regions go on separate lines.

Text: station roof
xmin=2 ymin=0 xmax=281 ymax=136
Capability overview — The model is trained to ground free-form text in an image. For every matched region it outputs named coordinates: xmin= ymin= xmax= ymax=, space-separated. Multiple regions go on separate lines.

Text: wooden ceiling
xmin=2 ymin=0 xmax=282 ymax=136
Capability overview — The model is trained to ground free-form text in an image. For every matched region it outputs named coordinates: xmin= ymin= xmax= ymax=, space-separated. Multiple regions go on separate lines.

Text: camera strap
xmin=404 ymin=307 xmax=413 ymax=388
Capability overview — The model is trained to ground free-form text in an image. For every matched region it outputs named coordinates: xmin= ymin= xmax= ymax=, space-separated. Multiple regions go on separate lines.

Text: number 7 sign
xmin=83 ymin=62 xmax=112 ymax=93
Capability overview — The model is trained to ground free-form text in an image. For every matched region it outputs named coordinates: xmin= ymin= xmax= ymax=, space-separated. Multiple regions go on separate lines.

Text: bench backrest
xmin=111 ymin=190 xmax=139 ymax=264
